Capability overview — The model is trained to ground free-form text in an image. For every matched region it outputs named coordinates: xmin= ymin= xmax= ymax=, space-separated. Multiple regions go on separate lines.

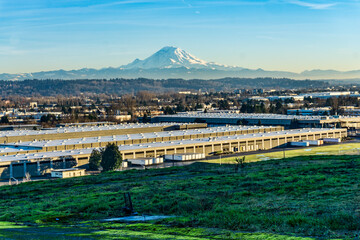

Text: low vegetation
xmin=0 ymin=154 xmax=359 ymax=239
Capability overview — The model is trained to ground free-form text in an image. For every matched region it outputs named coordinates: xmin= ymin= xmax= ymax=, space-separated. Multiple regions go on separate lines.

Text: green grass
xmin=205 ymin=142 xmax=360 ymax=164
xmin=0 ymin=152 xmax=359 ymax=239
xmin=0 ymin=221 xmax=314 ymax=239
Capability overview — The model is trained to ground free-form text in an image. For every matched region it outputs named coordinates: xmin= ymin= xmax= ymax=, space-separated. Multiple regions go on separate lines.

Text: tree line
xmin=0 ymin=78 xmax=330 ymax=97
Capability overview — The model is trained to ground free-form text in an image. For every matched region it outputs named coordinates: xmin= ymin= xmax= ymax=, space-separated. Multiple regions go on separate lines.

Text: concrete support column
xmin=246 ymin=141 xmax=248 ymax=151
xmin=10 ymin=163 xmax=13 ymax=178
xmin=203 ymin=145 xmax=205 ymax=154
xmin=211 ymin=144 xmax=214 ymax=152
xmin=23 ymin=162 xmax=27 ymax=177
xmin=154 ymin=150 xmax=157 ymax=157
xmin=220 ymin=143 xmax=223 ymax=152
xmin=164 ymin=148 xmax=167 ymax=155
xmin=174 ymin=148 xmax=177 ymax=154
xmin=122 ymin=153 xmax=125 ymax=160
xmin=238 ymin=141 xmax=240 ymax=152
xmin=184 ymin=147 xmax=186 ymax=153
xmin=144 ymin=151 xmax=146 ymax=157
xmin=37 ymin=161 xmax=40 ymax=175
xmin=193 ymin=146 xmax=196 ymax=153
xmin=262 ymin=139 xmax=265 ymax=150
xmin=133 ymin=152 xmax=136 ymax=158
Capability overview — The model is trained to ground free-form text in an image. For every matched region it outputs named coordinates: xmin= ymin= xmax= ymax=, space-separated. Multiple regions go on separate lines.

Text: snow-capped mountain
xmin=0 ymin=46 xmax=359 ymax=81
xmin=122 ymin=46 xmax=236 ymax=70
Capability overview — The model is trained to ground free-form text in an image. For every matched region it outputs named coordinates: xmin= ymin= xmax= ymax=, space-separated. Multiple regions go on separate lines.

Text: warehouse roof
xmin=0 ymin=128 xmax=345 ymax=163
xmin=0 ymin=122 xmax=193 ymax=138
xmin=6 ymin=125 xmax=279 ymax=148
xmin=154 ymin=112 xmax=360 ymax=121
xmin=0 ymin=145 xmax=41 ymax=154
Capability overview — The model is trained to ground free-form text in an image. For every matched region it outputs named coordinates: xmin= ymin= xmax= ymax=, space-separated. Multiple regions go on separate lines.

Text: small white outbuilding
xmin=164 ymin=153 xmax=205 ymax=161
xmin=51 ymin=168 xmax=86 ymax=178
xmin=128 ymin=157 xmax=164 ymax=166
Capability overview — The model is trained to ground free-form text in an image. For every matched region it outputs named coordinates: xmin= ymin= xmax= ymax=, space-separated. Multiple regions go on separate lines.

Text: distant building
xmin=0 ymin=124 xmax=42 ymax=131
xmin=287 ymin=107 xmax=331 ymax=116
xmin=152 ymin=112 xmax=360 ymax=129
xmin=29 ymin=102 xmax=38 ymax=108
xmin=341 ymin=107 xmax=360 ymax=117
xmin=51 ymin=168 xmax=86 ymax=178
xmin=267 ymin=95 xmax=304 ymax=101
xmin=300 ymin=91 xmax=360 ymax=99
xmin=56 ymin=122 xmax=115 ymax=127
xmin=114 ymin=115 xmax=132 ymax=122
xmin=248 ymin=96 xmax=269 ymax=102
xmin=178 ymin=91 xmax=192 ymax=95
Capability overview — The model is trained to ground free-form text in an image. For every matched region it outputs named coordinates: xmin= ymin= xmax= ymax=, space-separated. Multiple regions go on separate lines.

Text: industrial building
xmin=0 ymin=122 xmax=206 ymax=143
xmin=55 ymin=122 xmax=116 ymax=127
xmin=0 ymin=125 xmax=283 ymax=156
xmin=152 ymin=112 xmax=360 ymax=129
xmin=0 ymin=127 xmax=346 ymax=179
xmin=0 ymin=125 xmax=42 ymax=131
xmin=287 ymin=107 xmax=331 ymax=116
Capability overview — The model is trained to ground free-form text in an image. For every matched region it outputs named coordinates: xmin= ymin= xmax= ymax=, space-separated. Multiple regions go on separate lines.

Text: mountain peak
xmin=159 ymin=46 xmax=180 ymax=52
xmin=123 ymin=46 xmax=215 ymax=69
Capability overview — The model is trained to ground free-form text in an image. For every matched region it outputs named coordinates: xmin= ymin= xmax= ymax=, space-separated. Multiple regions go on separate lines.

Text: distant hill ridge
xmin=0 ymin=77 xmax=329 ymax=96
xmin=0 ymin=46 xmax=359 ymax=80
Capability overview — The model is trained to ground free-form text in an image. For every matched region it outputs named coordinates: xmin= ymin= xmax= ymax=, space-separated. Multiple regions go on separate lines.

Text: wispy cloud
xmin=89 ymin=0 xmax=160 ymax=8
xmin=0 ymin=46 xmax=27 ymax=55
xmin=192 ymin=0 xmax=340 ymax=9
xmin=181 ymin=0 xmax=193 ymax=8
xmin=181 ymin=0 xmax=202 ymax=15
xmin=287 ymin=0 xmax=337 ymax=9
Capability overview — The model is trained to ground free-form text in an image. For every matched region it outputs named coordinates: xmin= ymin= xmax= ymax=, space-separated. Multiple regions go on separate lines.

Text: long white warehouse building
xmin=0 ymin=128 xmax=346 ymax=179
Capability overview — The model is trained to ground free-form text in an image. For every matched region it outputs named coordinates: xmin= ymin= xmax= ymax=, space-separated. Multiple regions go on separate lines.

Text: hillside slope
xmin=0 ymin=155 xmax=359 ymax=239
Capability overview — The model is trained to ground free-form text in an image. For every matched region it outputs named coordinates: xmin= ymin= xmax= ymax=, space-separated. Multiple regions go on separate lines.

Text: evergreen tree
xmin=101 ymin=143 xmax=122 ymax=172
xmin=89 ymin=149 xmax=102 ymax=170
xmin=0 ymin=116 xmax=9 ymax=124
xmin=269 ymin=104 xmax=276 ymax=113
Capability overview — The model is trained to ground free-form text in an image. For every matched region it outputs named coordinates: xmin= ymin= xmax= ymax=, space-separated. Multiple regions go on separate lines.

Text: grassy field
xmin=0 ymin=151 xmax=359 ymax=239
xmin=206 ymin=142 xmax=360 ymax=164
xmin=0 ymin=221 xmax=315 ymax=240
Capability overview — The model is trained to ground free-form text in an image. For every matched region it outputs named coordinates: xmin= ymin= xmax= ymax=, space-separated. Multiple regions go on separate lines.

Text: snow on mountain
xmin=122 ymin=46 xmax=233 ymax=70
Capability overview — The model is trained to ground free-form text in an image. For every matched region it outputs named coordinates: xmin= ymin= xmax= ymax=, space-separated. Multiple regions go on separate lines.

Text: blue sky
xmin=0 ymin=0 xmax=359 ymax=73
